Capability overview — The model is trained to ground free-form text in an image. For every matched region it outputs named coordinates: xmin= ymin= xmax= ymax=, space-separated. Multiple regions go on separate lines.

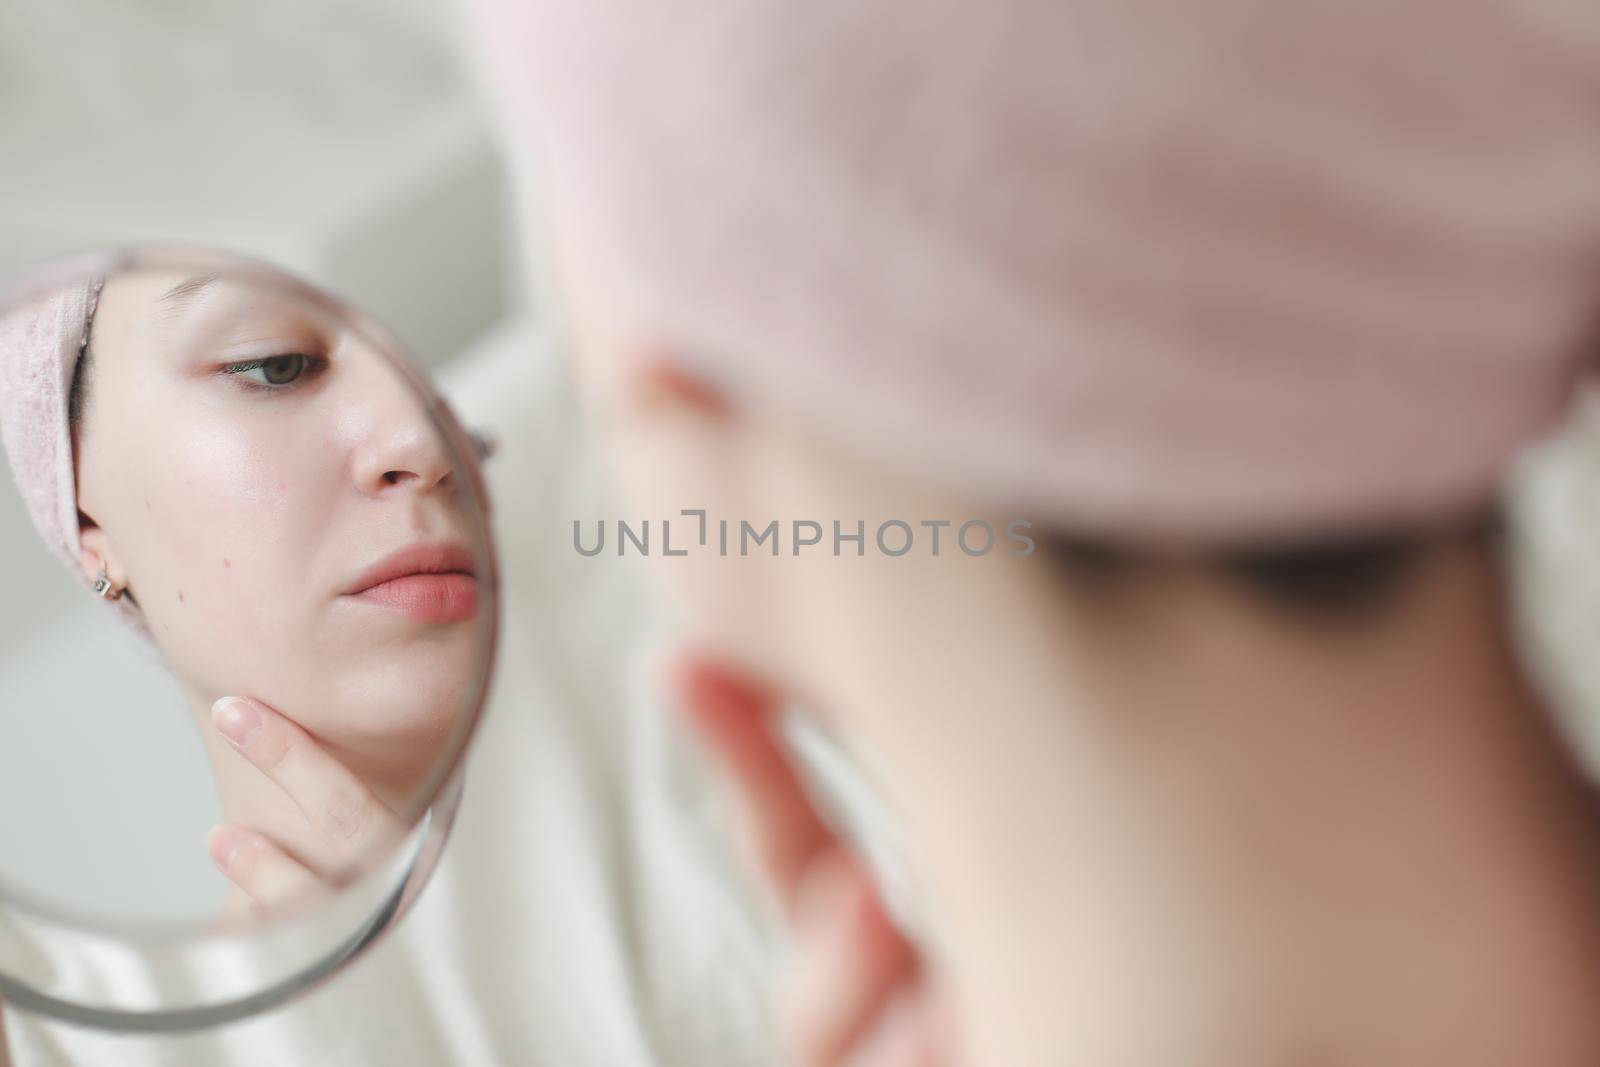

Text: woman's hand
xmin=664 ymin=653 xmax=953 ymax=1067
xmin=206 ymin=696 xmax=408 ymax=916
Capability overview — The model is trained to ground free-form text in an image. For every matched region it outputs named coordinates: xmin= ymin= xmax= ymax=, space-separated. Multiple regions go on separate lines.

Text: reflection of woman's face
xmin=72 ymin=270 xmax=479 ymax=784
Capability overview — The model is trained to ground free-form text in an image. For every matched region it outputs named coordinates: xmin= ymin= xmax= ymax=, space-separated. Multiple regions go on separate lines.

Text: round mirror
xmin=0 ymin=247 xmax=497 ymax=1030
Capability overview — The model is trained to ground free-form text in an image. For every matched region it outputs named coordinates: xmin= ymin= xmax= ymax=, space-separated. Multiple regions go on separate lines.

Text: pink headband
xmin=472 ymin=0 xmax=1600 ymax=545
xmin=0 ymin=252 xmax=146 ymax=629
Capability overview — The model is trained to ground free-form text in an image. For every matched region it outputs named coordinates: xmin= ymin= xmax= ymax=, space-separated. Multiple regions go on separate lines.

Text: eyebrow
xmin=159 ymin=274 xmax=220 ymax=316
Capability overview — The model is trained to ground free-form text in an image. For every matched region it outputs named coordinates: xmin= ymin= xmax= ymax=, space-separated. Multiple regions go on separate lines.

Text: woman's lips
xmin=351 ymin=572 xmax=478 ymax=623
xmin=343 ymin=542 xmax=479 ymax=623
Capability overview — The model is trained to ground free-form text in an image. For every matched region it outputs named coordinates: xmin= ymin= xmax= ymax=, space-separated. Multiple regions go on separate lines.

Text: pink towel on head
xmin=0 ymin=251 xmax=147 ymax=631
xmin=0 ymin=270 xmax=100 ymax=573
xmin=471 ymin=0 xmax=1600 ymax=545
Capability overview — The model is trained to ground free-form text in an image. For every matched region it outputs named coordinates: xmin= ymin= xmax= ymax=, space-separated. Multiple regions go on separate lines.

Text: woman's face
xmin=72 ymin=269 xmax=482 ymax=784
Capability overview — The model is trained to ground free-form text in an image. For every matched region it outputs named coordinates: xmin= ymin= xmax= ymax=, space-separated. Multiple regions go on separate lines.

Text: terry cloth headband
xmin=469 ymin=0 xmax=1600 ymax=546
xmin=0 ymin=250 xmax=146 ymax=632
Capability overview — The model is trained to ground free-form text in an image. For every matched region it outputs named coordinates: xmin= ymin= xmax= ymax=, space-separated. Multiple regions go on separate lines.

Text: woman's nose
xmin=352 ymin=420 xmax=453 ymax=497
xmin=346 ymin=361 xmax=454 ymax=497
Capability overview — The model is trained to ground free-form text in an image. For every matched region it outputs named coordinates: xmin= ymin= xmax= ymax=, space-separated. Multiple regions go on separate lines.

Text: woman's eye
xmin=259 ymin=354 xmax=305 ymax=385
xmin=222 ymin=354 xmax=324 ymax=390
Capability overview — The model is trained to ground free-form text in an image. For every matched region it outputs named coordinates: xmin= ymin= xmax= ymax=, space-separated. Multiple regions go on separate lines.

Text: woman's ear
xmin=77 ymin=518 xmax=126 ymax=591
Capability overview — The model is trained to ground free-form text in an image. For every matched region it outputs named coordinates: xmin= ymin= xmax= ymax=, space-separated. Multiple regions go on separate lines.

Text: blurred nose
xmin=346 ymin=350 xmax=453 ymax=498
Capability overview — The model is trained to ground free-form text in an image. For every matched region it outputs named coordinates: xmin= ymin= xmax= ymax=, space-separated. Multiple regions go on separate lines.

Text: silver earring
xmin=93 ymin=567 xmax=122 ymax=601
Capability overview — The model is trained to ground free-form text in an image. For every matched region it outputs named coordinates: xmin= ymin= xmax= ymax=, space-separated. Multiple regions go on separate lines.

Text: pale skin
xmin=70 ymin=268 xmax=480 ymax=915
xmin=555 ymin=254 xmax=1600 ymax=1066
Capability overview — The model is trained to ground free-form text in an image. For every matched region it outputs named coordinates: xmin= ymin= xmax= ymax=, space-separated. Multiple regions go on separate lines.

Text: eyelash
xmin=219 ymin=353 xmax=330 ymax=393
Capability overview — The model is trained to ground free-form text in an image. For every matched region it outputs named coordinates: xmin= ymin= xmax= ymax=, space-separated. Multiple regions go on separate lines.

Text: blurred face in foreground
xmin=554 ymin=265 xmax=1600 ymax=1066
xmin=472 ymin=0 xmax=1600 ymax=1057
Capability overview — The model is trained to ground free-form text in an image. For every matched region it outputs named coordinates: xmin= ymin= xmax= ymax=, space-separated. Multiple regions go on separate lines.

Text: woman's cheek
xmin=173 ymin=415 xmax=283 ymax=509
xmin=134 ymin=421 xmax=303 ymax=683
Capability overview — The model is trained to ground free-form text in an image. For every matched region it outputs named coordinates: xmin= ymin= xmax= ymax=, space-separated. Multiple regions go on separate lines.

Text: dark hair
xmin=67 ymin=282 xmax=106 ymax=432
xmin=67 ymin=342 xmax=93 ymax=430
xmin=1040 ymin=514 xmax=1498 ymax=622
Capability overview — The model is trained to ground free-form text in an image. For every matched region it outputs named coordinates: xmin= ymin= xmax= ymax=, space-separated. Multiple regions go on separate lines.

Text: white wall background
xmin=0 ymin=0 xmax=522 ymax=924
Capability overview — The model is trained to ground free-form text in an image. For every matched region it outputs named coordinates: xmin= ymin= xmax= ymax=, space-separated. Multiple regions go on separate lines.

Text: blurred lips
xmin=344 ymin=542 xmax=478 ymax=623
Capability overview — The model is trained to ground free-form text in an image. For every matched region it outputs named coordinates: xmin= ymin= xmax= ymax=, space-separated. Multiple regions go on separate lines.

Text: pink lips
xmin=343 ymin=542 xmax=478 ymax=623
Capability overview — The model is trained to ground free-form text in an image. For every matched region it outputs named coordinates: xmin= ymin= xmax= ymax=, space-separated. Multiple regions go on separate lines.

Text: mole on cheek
xmin=178 ymin=590 xmax=185 ymax=603
xmin=223 ymin=558 xmax=232 ymax=568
